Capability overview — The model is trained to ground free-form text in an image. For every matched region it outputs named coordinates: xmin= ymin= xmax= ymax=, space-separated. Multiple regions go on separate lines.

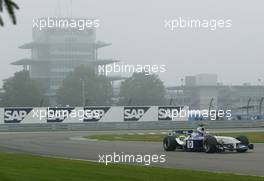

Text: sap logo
xmin=158 ymin=107 xmax=181 ymax=120
xmin=84 ymin=107 xmax=110 ymax=122
xmin=124 ymin=107 xmax=150 ymax=121
xmin=4 ymin=108 xmax=32 ymax=123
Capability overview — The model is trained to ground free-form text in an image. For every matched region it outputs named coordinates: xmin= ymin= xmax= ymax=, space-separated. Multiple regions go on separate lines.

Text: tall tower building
xmin=11 ymin=18 xmax=120 ymax=105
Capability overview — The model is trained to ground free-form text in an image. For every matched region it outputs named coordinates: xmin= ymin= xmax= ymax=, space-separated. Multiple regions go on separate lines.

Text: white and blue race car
xmin=163 ymin=127 xmax=254 ymax=153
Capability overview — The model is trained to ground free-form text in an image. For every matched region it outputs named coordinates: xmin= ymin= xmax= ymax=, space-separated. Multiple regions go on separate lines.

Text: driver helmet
xmin=197 ymin=126 xmax=205 ymax=135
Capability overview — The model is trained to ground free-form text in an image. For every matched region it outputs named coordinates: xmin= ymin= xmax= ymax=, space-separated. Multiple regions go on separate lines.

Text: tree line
xmin=0 ymin=65 xmax=166 ymax=107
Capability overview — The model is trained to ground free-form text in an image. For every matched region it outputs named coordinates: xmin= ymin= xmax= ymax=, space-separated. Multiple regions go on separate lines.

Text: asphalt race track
xmin=0 ymin=130 xmax=264 ymax=176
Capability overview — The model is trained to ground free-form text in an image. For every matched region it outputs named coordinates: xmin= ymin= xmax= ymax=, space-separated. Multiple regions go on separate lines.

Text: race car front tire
xmin=236 ymin=136 xmax=249 ymax=153
xmin=163 ymin=136 xmax=177 ymax=151
xmin=203 ymin=135 xmax=217 ymax=153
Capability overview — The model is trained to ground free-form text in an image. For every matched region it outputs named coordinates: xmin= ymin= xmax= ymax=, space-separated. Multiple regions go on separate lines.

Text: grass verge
xmin=85 ymin=132 xmax=264 ymax=143
xmin=0 ymin=153 xmax=263 ymax=181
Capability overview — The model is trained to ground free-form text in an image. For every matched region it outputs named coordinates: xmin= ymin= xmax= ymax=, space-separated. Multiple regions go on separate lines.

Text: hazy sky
xmin=0 ymin=0 xmax=263 ymax=87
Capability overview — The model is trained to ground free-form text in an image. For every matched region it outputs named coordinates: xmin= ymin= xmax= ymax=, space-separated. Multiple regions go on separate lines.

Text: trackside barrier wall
xmin=0 ymin=106 xmax=188 ymax=124
xmin=0 ymin=107 xmax=263 ymax=132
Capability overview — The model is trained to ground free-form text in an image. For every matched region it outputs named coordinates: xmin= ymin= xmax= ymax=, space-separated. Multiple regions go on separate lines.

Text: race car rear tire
xmin=163 ymin=136 xmax=177 ymax=151
xmin=203 ymin=135 xmax=217 ymax=153
xmin=236 ymin=136 xmax=249 ymax=153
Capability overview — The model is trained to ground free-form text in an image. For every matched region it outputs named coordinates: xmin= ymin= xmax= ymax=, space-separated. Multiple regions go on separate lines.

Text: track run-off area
xmin=0 ymin=129 xmax=264 ymax=176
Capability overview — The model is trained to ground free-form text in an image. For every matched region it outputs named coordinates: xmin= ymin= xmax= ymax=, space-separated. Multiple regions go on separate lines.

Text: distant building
xmin=171 ymin=74 xmax=218 ymax=109
xmin=11 ymin=18 xmax=124 ymax=105
xmin=166 ymin=74 xmax=264 ymax=117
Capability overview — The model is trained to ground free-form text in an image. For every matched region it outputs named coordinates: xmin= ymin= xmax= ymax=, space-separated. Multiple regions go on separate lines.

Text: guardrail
xmin=0 ymin=120 xmax=263 ymax=132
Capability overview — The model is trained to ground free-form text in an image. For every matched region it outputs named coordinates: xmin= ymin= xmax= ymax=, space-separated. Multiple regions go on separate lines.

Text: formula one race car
xmin=163 ymin=126 xmax=254 ymax=153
